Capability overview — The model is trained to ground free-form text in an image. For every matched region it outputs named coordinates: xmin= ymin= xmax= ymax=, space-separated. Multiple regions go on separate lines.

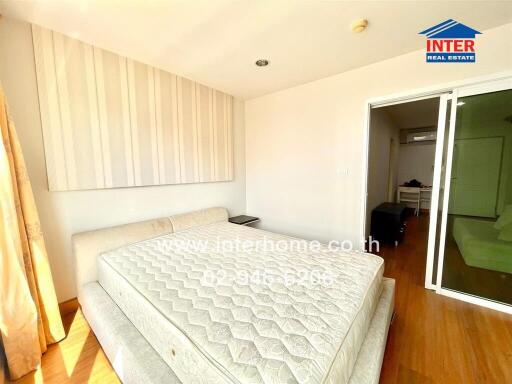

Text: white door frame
xmin=362 ymin=93 xmax=443 ymax=241
xmin=363 ymin=92 xmax=448 ymax=290
xmin=424 ymin=93 xmax=451 ymax=290
xmin=361 ymin=72 xmax=512 ymax=311
xmin=434 ymin=77 xmax=512 ymax=315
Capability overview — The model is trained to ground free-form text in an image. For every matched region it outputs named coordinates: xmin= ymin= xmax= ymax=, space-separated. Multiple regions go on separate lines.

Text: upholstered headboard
xmin=72 ymin=207 xmax=228 ymax=301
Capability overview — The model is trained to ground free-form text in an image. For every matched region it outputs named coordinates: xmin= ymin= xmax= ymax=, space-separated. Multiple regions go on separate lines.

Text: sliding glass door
xmin=435 ymin=79 xmax=512 ymax=313
xmin=425 ymin=95 xmax=451 ymax=288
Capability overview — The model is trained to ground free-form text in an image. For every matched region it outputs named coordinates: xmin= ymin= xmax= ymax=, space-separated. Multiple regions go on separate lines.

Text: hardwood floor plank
xmin=58 ymin=298 xmax=79 ymax=318
xmin=379 ymin=214 xmax=512 ymax=383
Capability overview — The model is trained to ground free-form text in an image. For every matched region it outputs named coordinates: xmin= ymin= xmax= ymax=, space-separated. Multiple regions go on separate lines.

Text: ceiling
xmin=382 ymin=88 xmax=512 ymax=130
xmin=0 ymin=1 xmax=511 ymax=99
xmin=382 ymin=97 xmax=440 ymax=130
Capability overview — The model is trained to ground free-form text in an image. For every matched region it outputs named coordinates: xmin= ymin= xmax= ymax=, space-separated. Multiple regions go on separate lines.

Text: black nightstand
xmin=229 ymin=215 xmax=260 ymax=226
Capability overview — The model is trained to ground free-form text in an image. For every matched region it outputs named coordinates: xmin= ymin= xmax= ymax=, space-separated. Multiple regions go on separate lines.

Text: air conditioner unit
xmin=406 ymin=131 xmax=436 ymax=143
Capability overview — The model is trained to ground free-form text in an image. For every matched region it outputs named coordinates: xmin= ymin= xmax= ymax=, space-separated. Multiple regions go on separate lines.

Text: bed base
xmin=80 ymin=278 xmax=395 ymax=384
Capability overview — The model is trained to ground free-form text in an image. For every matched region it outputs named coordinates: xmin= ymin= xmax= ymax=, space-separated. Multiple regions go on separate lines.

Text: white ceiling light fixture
xmin=351 ymin=19 xmax=368 ymax=33
xmin=457 ymin=101 xmax=465 ymax=106
xmin=255 ymin=59 xmax=270 ymax=67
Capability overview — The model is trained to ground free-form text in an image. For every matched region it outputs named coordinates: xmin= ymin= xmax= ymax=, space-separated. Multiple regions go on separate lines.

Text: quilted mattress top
xmin=100 ymin=222 xmax=384 ymax=383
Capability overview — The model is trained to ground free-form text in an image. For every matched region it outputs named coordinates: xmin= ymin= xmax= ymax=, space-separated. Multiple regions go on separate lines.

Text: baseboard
xmin=58 ymin=297 xmax=79 ymax=317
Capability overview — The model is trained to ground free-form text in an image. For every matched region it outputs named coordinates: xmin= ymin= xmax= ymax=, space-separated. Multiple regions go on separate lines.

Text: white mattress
xmin=98 ymin=222 xmax=384 ymax=384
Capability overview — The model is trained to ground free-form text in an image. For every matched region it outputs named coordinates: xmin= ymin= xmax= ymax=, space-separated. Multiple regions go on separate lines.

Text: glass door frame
xmin=424 ymin=93 xmax=451 ymax=290
xmin=361 ymin=73 xmax=512 ymax=310
xmin=434 ymin=77 xmax=512 ymax=314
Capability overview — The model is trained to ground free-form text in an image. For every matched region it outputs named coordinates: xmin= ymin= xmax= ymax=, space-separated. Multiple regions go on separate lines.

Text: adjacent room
xmin=0 ymin=1 xmax=511 ymax=384
xmin=366 ymin=97 xmax=439 ymax=284
xmin=367 ymin=97 xmax=438 ymax=240
xmin=441 ymin=89 xmax=512 ymax=305
xmin=367 ymin=88 xmax=512 ymax=309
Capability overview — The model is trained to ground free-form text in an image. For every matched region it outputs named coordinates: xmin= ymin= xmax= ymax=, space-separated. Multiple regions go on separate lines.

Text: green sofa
xmin=452 ymin=217 xmax=512 ymax=274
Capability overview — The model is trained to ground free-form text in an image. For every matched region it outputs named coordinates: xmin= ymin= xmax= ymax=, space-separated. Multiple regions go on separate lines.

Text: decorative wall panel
xmin=32 ymin=25 xmax=234 ymax=191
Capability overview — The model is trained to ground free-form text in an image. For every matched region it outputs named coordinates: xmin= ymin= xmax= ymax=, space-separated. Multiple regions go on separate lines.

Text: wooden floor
xmin=8 ymin=215 xmax=512 ymax=383
xmin=7 ymin=310 xmax=120 ymax=384
xmin=379 ymin=214 xmax=512 ymax=383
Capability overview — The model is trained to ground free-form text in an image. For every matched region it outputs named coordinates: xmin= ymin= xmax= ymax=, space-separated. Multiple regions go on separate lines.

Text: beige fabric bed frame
xmin=72 ymin=207 xmax=394 ymax=384
xmin=72 ymin=207 xmax=227 ymax=300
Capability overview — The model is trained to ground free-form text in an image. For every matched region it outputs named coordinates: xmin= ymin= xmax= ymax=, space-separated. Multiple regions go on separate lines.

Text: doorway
xmin=366 ymin=96 xmax=440 ymax=286
xmin=364 ymin=77 xmax=512 ymax=314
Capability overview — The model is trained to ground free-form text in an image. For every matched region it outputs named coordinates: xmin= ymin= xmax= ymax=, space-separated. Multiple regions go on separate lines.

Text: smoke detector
xmin=351 ymin=19 xmax=368 ymax=33
xmin=255 ymin=59 xmax=269 ymax=67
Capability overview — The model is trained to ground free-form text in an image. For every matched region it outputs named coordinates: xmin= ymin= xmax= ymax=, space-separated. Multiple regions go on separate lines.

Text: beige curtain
xmin=0 ymin=87 xmax=65 ymax=380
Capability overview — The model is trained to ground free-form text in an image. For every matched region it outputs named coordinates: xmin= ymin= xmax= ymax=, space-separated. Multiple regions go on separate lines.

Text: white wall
xmin=0 ymin=18 xmax=246 ymax=302
xmin=366 ymin=108 xmax=398 ymax=233
xmin=397 ymin=143 xmax=436 ymax=209
xmin=245 ymin=23 xmax=512 ymax=245
xmin=397 ymin=144 xmax=436 ymax=187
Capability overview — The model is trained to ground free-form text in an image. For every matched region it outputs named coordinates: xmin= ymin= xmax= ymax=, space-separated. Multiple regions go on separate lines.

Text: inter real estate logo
xmin=419 ymin=19 xmax=481 ymax=63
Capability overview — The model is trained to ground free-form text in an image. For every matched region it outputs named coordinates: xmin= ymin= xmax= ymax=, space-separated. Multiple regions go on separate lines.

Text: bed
xmin=72 ymin=208 xmax=395 ymax=384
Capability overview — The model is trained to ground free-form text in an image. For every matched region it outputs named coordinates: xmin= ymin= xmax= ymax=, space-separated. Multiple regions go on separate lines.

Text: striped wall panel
xmin=32 ymin=25 xmax=234 ymax=191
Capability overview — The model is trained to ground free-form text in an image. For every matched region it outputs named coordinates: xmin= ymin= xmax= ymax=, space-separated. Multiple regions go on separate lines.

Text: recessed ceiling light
xmin=255 ymin=59 xmax=269 ymax=67
xmin=457 ymin=101 xmax=465 ymax=106
xmin=351 ymin=19 xmax=368 ymax=33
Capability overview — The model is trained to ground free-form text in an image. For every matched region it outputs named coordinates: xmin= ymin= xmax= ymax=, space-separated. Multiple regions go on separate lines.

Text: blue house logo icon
xmin=419 ymin=19 xmax=481 ymax=63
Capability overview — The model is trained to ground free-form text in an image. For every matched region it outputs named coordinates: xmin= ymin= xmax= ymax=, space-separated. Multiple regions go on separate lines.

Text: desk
xmin=397 ymin=186 xmax=432 ymax=216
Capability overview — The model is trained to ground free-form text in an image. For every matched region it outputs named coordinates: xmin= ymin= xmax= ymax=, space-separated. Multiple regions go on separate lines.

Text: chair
xmin=397 ymin=186 xmax=421 ymax=216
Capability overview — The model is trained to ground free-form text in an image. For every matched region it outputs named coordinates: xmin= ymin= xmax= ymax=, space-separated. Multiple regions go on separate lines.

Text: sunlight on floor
xmin=8 ymin=310 xmax=119 ymax=384
xmin=61 ymin=311 xmax=90 ymax=377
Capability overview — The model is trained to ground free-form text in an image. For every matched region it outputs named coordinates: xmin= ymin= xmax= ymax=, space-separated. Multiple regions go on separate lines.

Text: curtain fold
xmin=0 ymin=87 xmax=65 ymax=380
